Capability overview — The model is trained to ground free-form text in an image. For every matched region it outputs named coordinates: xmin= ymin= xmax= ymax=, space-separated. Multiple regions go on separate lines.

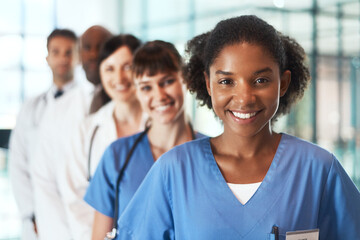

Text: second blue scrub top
xmin=84 ymin=130 xmax=205 ymax=220
xmin=117 ymin=134 xmax=360 ymax=240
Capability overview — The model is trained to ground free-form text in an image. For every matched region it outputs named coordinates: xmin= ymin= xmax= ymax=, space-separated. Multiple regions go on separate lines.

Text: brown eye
xmin=219 ymin=79 xmax=232 ymax=85
xmin=254 ymin=78 xmax=268 ymax=84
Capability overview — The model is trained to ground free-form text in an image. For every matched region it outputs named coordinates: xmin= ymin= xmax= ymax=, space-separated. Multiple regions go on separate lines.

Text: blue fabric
xmin=84 ymin=131 xmax=206 ymax=221
xmin=117 ymin=134 xmax=360 ymax=240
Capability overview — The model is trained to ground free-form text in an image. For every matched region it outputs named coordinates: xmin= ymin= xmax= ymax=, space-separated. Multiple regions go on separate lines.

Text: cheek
xmin=136 ymin=91 xmax=150 ymax=110
xmin=125 ymin=71 xmax=133 ymax=82
xmin=100 ymin=74 xmax=110 ymax=86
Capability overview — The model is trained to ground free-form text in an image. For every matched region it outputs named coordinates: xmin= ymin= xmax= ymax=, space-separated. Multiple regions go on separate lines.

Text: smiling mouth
xmin=231 ymin=111 xmax=258 ymax=119
xmin=154 ymin=102 xmax=174 ymax=112
xmin=114 ymin=84 xmax=130 ymax=91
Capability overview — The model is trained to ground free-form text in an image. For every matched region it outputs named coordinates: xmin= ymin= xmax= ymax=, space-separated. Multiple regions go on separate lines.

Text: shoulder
xmin=195 ymin=131 xmax=207 ymax=139
xmin=156 ymin=137 xmax=211 ymax=169
xmin=107 ymin=131 xmax=148 ymax=156
xmin=17 ymin=92 xmax=47 ymax=117
xmin=86 ymin=101 xmax=114 ymax=125
xmin=280 ymin=133 xmax=335 ymax=167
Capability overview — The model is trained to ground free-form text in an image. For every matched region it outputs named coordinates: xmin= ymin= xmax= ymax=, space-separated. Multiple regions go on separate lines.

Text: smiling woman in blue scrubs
xmin=116 ymin=15 xmax=360 ymax=240
xmin=84 ymin=40 xmax=205 ymax=240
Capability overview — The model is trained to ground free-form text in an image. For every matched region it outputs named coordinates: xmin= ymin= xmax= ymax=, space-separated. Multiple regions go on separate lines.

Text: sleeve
xmin=8 ymin=103 xmax=37 ymax=233
xmin=318 ymin=155 xmax=360 ymax=240
xmin=60 ymin=121 xmax=94 ymax=240
xmin=84 ymin=145 xmax=117 ymax=218
xmin=117 ymin=158 xmax=174 ymax=240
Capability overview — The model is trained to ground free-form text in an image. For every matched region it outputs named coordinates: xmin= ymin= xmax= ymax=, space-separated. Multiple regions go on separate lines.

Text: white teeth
xmin=115 ymin=84 xmax=128 ymax=91
xmin=232 ymin=111 xmax=257 ymax=119
xmin=156 ymin=104 xmax=171 ymax=112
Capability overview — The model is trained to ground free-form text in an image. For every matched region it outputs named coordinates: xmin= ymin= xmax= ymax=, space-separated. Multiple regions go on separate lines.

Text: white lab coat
xmin=10 ymin=81 xmax=91 ymax=240
xmin=61 ymin=101 xmax=147 ymax=240
xmin=9 ymin=93 xmax=46 ymax=240
xmin=61 ymin=101 xmax=117 ymax=240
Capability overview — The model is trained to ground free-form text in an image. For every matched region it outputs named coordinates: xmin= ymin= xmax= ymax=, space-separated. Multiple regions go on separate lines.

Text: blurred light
xmin=329 ymin=111 xmax=340 ymax=125
xmin=352 ymin=57 xmax=360 ymax=69
xmin=273 ymin=0 xmax=285 ymax=8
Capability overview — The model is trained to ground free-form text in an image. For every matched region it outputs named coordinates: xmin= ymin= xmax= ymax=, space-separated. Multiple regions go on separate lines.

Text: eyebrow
xmin=215 ymin=67 xmax=273 ymax=76
xmin=253 ymin=67 xmax=273 ymax=75
xmin=137 ymin=74 xmax=174 ymax=85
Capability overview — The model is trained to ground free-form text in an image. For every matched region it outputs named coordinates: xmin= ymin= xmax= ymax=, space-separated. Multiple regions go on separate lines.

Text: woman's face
xmin=100 ymin=46 xmax=136 ymax=102
xmin=205 ymin=42 xmax=290 ymax=138
xmin=135 ymin=71 xmax=185 ymax=125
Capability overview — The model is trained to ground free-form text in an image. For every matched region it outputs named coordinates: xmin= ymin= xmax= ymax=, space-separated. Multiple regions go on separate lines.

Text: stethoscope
xmin=104 ymin=123 xmax=196 ymax=240
xmin=87 ymin=125 xmax=100 ymax=181
xmin=31 ymin=93 xmax=48 ymax=128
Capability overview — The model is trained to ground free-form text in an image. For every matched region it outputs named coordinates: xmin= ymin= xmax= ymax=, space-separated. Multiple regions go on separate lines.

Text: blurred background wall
xmin=0 ymin=0 xmax=359 ymax=239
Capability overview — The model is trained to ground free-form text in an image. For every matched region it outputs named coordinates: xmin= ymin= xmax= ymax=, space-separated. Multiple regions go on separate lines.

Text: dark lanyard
xmin=105 ymin=123 xmax=196 ymax=239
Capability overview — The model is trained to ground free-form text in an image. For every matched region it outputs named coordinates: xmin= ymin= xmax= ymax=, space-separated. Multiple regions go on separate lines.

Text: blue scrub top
xmin=84 ymin=130 xmax=206 ymax=220
xmin=117 ymin=134 xmax=360 ymax=240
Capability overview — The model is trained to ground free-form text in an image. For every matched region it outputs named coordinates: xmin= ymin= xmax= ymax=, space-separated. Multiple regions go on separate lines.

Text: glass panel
xmin=23 ymin=36 xmax=48 ymax=71
xmin=123 ymin=0 xmax=143 ymax=29
xmin=0 ymin=162 xmax=21 ymax=239
xmin=0 ymin=0 xmax=22 ymax=34
xmin=317 ymin=15 xmax=338 ymax=55
xmin=0 ymin=70 xmax=22 ymax=129
xmin=147 ymin=0 xmax=190 ymax=23
xmin=0 ymin=35 xmax=23 ymax=69
xmin=147 ymin=23 xmax=189 ymax=44
xmin=342 ymin=18 xmax=360 ymax=56
xmin=24 ymin=0 xmax=55 ymax=34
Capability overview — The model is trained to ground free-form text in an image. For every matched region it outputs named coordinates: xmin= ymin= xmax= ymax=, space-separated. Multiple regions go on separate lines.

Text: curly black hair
xmin=183 ymin=15 xmax=310 ymax=121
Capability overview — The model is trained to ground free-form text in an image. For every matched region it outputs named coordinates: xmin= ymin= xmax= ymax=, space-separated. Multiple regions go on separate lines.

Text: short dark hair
xmin=183 ymin=15 xmax=310 ymax=121
xmin=47 ymin=29 xmax=77 ymax=49
xmin=132 ymin=40 xmax=182 ymax=79
xmin=98 ymin=34 xmax=141 ymax=66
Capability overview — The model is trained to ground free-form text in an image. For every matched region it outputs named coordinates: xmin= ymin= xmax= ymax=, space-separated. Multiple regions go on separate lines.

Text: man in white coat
xmin=9 ymin=29 xmax=90 ymax=240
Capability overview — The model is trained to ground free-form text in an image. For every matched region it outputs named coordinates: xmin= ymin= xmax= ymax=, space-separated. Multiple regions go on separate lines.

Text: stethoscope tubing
xmin=105 ymin=123 xmax=196 ymax=239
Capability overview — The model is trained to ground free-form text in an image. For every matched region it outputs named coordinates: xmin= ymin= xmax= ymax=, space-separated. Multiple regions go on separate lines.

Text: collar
xmin=50 ymin=80 xmax=76 ymax=96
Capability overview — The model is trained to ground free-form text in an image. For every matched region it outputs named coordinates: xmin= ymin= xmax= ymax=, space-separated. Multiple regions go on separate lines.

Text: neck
xmin=213 ymin=123 xmax=280 ymax=160
xmin=113 ymin=98 xmax=143 ymax=138
xmin=53 ymin=76 xmax=72 ymax=89
xmin=148 ymin=112 xmax=193 ymax=160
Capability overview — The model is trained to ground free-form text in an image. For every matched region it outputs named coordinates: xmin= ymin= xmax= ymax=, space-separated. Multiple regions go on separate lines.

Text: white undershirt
xmin=227 ymin=182 xmax=262 ymax=205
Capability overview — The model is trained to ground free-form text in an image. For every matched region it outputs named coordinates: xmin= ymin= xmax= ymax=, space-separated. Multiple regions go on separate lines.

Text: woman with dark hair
xmin=116 ymin=15 xmax=360 ymax=239
xmin=61 ymin=34 xmax=145 ymax=240
xmin=84 ymin=40 xmax=205 ymax=240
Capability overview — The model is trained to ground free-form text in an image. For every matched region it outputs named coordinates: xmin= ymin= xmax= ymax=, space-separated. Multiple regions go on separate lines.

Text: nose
xmin=116 ymin=69 xmax=128 ymax=84
xmin=153 ymin=85 xmax=167 ymax=102
xmin=89 ymin=47 xmax=99 ymax=60
xmin=233 ymin=81 xmax=256 ymax=107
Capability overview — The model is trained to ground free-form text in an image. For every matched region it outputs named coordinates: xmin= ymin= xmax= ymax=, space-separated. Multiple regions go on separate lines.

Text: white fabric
xmin=60 ymin=101 xmax=147 ymax=240
xmin=9 ymin=93 xmax=45 ymax=240
xmin=61 ymin=101 xmax=117 ymax=240
xmin=227 ymin=182 xmax=262 ymax=205
xmin=14 ymin=81 xmax=91 ymax=240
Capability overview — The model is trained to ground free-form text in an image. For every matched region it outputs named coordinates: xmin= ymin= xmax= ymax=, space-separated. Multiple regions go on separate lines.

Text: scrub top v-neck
xmin=84 ymin=131 xmax=206 ymax=221
xmin=117 ymin=134 xmax=360 ymax=240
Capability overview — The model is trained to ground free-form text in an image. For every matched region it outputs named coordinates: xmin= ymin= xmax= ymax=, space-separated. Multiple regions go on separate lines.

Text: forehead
xmin=48 ymin=36 xmax=76 ymax=50
xmin=81 ymin=29 xmax=109 ymax=45
xmin=135 ymin=71 xmax=177 ymax=84
xmin=102 ymin=46 xmax=133 ymax=64
xmin=211 ymin=42 xmax=277 ymax=71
